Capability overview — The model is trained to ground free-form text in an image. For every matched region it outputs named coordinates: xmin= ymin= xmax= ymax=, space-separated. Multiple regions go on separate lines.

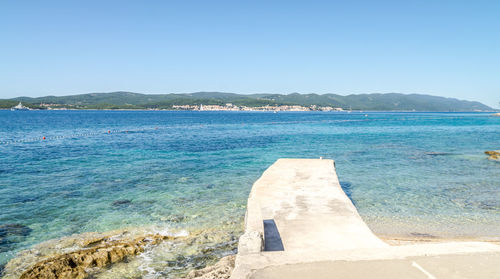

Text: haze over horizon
xmin=1 ymin=0 xmax=499 ymax=108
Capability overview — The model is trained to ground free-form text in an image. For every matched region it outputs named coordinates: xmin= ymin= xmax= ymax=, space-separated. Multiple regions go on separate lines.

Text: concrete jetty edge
xmin=231 ymin=158 xmax=500 ymax=279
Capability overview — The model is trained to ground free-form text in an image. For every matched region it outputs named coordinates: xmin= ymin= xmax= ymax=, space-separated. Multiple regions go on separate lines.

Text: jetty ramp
xmin=231 ymin=158 xmax=500 ymax=279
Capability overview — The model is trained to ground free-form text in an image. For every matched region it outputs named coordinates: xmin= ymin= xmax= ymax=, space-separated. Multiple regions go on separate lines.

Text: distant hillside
xmin=0 ymin=91 xmax=493 ymax=111
xmin=248 ymin=93 xmax=492 ymax=111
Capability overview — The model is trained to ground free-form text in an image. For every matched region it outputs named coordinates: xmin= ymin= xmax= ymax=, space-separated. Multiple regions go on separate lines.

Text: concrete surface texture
xmin=231 ymin=159 xmax=500 ymax=279
xmin=250 ymin=253 xmax=500 ymax=279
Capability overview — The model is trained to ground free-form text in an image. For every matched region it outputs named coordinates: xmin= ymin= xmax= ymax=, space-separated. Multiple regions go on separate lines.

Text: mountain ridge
xmin=0 ymin=92 xmax=493 ymax=111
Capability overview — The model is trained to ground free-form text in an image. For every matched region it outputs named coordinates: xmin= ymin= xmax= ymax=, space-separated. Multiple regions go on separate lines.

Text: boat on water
xmin=10 ymin=102 xmax=30 ymax=111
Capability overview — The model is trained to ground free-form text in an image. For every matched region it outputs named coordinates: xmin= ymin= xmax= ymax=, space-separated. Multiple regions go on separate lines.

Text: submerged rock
xmin=409 ymin=232 xmax=438 ymax=239
xmin=82 ymin=227 xmax=241 ymax=279
xmin=0 ymin=224 xmax=32 ymax=253
xmin=0 ymin=224 xmax=32 ymax=238
xmin=424 ymin=152 xmax=453 ymax=156
xmin=161 ymin=214 xmax=186 ymax=223
xmin=485 ymin=150 xmax=500 ymax=160
xmin=111 ymin=199 xmax=132 ymax=207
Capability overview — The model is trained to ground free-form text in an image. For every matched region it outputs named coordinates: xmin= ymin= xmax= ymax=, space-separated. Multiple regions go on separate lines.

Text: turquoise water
xmin=0 ymin=111 xmax=499 ymax=277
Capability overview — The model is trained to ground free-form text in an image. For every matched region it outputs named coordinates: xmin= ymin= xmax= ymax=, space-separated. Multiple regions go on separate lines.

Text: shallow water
xmin=0 ymin=111 xmax=499 ymax=277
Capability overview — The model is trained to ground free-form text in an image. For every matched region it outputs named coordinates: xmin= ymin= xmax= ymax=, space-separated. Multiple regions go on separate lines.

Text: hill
xmin=0 ymin=92 xmax=493 ymax=111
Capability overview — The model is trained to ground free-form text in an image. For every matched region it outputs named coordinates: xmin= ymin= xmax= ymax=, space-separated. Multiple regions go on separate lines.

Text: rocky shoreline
xmin=3 ymin=225 xmax=498 ymax=278
xmin=2 ymin=225 xmax=240 ymax=279
xmin=184 ymin=255 xmax=235 ymax=279
xmin=20 ymin=234 xmax=177 ymax=279
xmin=2 ymin=229 xmax=183 ymax=279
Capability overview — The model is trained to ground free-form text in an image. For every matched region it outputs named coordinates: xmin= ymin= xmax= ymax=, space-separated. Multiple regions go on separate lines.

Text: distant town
xmin=14 ymin=103 xmax=344 ymax=112
xmin=171 ymin=103 xmax=344 ymax=112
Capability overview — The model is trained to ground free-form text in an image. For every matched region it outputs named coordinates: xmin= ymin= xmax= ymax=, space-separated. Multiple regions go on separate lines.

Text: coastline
xmin=1 ymin=225 xmax=240 ymax=279
xmin=1 ymin=108 xmax=499 ymax=112
xmin=6 ymin=223 xmax=499 ymax=279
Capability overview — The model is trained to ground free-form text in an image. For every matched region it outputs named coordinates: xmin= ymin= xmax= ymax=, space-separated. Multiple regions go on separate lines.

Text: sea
xmin=0 ymin=110 xmax=499 ymax=278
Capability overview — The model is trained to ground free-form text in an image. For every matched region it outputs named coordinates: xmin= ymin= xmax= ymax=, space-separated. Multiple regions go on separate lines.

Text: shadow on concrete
xmin=263 ymin=219 xmax=284 ymax=251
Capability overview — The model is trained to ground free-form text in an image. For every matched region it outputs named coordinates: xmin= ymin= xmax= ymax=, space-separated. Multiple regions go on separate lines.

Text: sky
xmin=0 ymin=0 xmax=499 ymax=108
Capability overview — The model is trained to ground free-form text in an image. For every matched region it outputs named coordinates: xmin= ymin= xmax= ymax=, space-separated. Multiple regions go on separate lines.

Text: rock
xmin=424 ymin=152 xmax=453 ymax=156
xmin=111 ymin=199 xmax=131 ymax=207
xmin=19 ymin=234 xmax=177 ymax=279
xmin=184 ymin=255 xmax=235 ymax=279
xmin=485 ymin=150 xmax=500 ymax=160
xmin=79 ymin=235 xmax=110 ymax=247
xmin=161 ymin=214 xmax=186 ymax=223
xmin=409 ymin=232 xmax=438 ymax=239
xmin=0 ymin=224 xmax=32 ymax=238
xmin=4 ymin=226 xmax=242 ymax=279
xmin=0 ymin=224 xmax=32 ymax=253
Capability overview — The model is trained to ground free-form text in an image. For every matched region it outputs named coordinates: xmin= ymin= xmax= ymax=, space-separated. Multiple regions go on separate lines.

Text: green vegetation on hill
xmin=1 ymin=92 xmax=493 ymax=111
xmin=0 ymin=100 xmax=19 ymax=109
xmin=0 ymin=100 xmax=44 ymax=109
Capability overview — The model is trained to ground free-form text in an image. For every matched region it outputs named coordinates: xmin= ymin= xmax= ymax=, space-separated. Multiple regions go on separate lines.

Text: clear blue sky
xmin=1 ymin=0 xmax=499 ymax=107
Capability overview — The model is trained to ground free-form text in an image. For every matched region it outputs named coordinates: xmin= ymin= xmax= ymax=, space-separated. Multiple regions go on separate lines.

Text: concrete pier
xmin=231 ymin=159 xmax=500 ymax=278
